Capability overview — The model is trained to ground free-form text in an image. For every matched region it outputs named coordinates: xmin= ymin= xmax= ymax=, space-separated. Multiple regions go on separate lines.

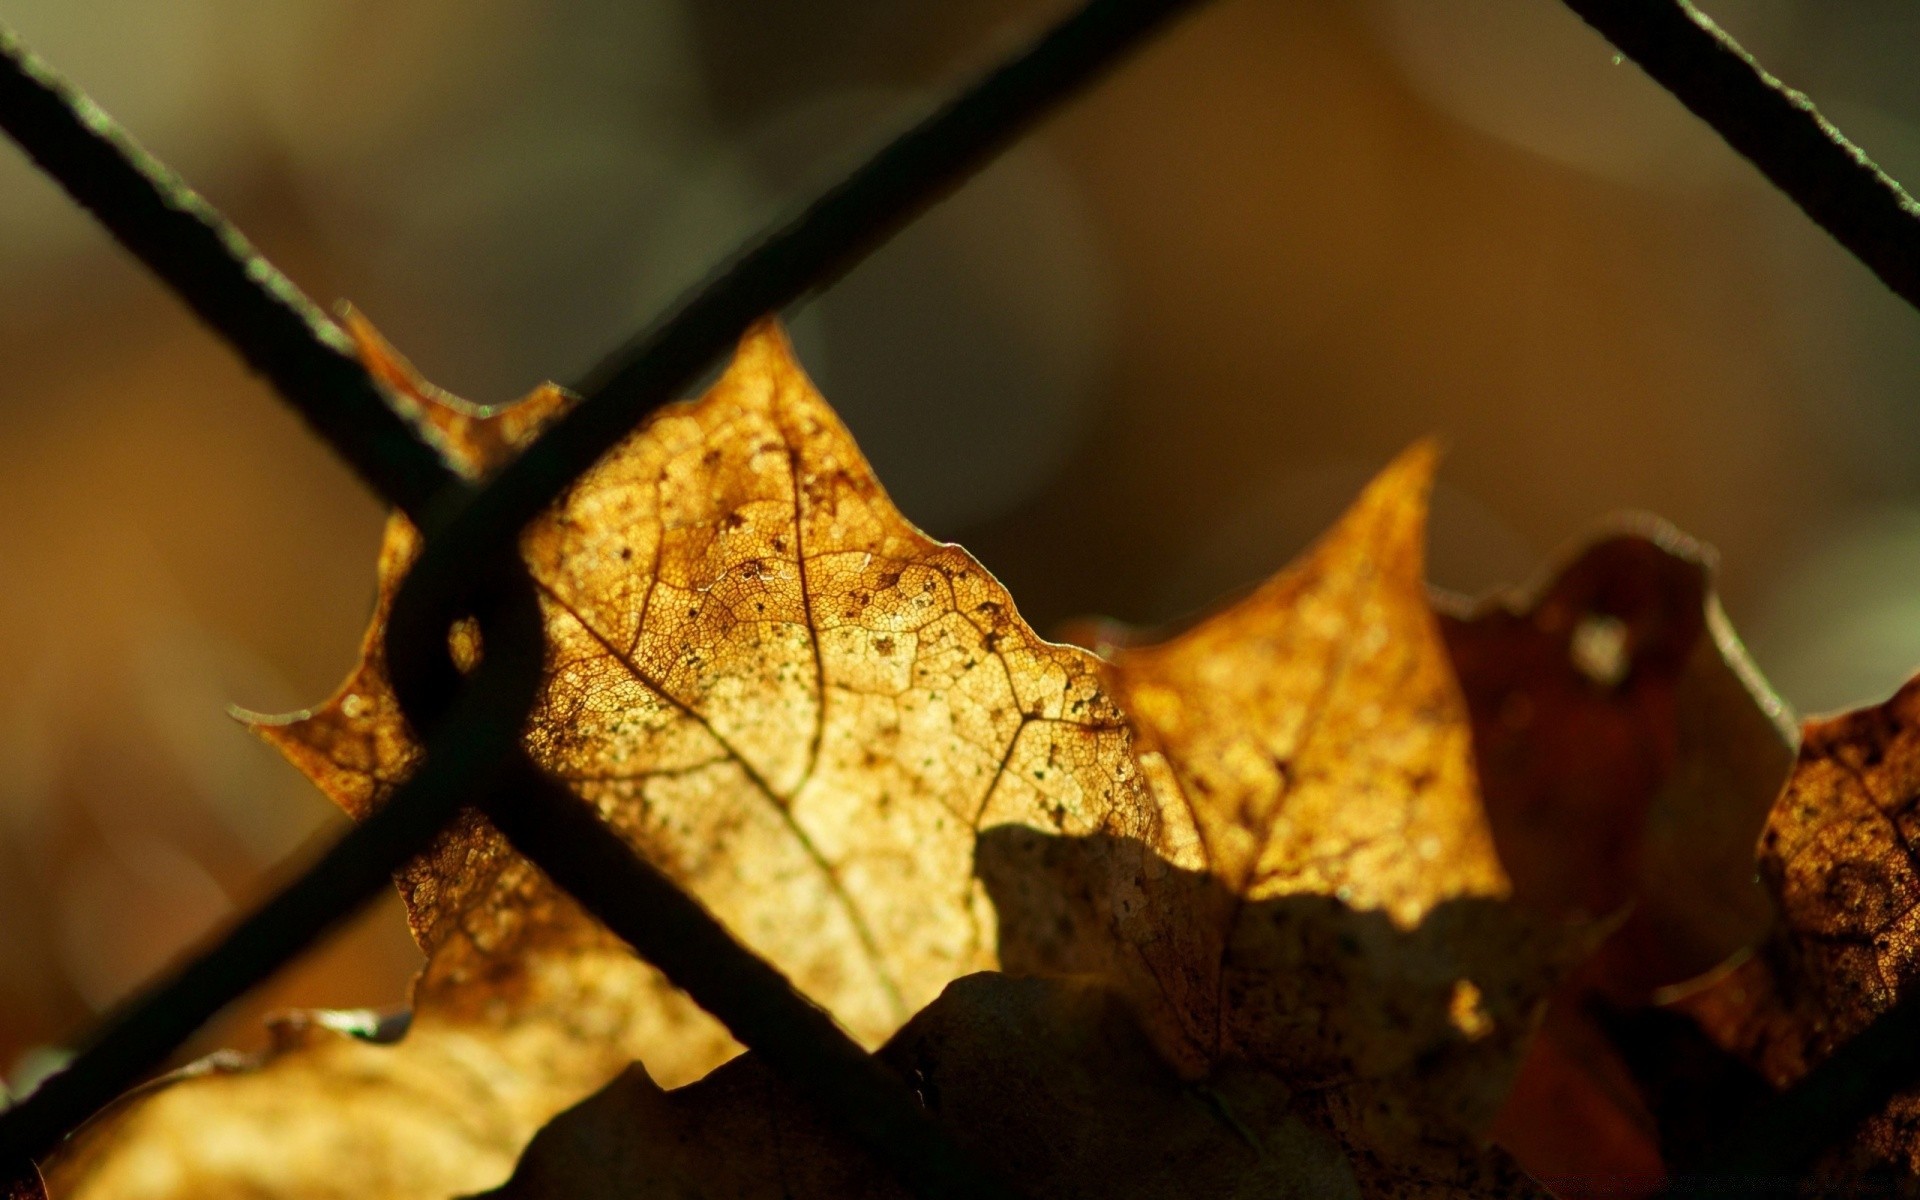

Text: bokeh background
xmin=1 ymin=0 xmax=1916 ymax=1096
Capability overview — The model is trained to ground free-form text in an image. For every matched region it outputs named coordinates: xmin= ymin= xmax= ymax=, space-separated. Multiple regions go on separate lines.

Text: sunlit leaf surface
xmin=50 ymin=324 xmax=1606 ymax=1199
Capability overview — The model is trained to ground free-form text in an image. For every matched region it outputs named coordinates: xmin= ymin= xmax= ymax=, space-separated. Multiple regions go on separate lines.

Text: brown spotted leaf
xmin=1666 ymin=678 xmax=1920 ymax=1177
xmin=49 ymin=321 xmax=1165 ymax=1200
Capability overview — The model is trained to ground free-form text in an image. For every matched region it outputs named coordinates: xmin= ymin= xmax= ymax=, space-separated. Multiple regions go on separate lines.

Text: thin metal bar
xmin=418 ymin=0 xmax=1210 ymax=552
xmin=0 ymin=21 xmax=457 ymax=522
xmin=487 ymin=764 xmax=1024 ymax=1200
xmin=1563 ymin=0 xmax=1920 ymax=312
xmin=0 ymin=569 xmax=546 ymax=1168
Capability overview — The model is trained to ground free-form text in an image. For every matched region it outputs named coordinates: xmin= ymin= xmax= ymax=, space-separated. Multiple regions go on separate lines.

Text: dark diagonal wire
xmin=0 ymin=21 xmax=456 ymax=520
xmin=0 ymin=565 xmax=546 ymax=1168
xmin=484 ymin=766 xmax=1023 ymax=1200
xmin=1563 ymin=0 xmax=1920 ymax=312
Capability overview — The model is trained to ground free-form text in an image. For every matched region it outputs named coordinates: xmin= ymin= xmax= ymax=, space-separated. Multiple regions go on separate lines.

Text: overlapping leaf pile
xmin=38 ymin=322 xmax=1920 ymax=1197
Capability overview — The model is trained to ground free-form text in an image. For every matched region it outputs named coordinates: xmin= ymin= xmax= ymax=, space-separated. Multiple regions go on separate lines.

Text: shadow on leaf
xmin=480 ymin=828 xmax=1563 ymax=1199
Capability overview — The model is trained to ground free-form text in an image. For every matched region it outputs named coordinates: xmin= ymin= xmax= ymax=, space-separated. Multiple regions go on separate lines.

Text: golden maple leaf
xmin=47 ymin=322 xmax=1585 ymax=1199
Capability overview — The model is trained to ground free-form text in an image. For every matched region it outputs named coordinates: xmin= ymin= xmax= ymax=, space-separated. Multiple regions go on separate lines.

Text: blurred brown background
xmin=0 ymin=0 xmax=1915 ymax=1094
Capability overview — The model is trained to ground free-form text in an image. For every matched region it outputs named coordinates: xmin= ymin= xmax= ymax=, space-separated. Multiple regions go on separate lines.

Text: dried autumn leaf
xmin=1438 ymin=526 xmax=1794 ymax=987
xmin=49 ymin=324 xmax=1584 ymax=1199
xmin=479 ymin=440 xmax=1578 ymax=1198
xmin=1431 ymin=528 xmax=1795 ymax=1190
xmin=50 ymin=320 xmax=1162 ymax=1200
xmin=1664 ymin=676 xmax=1920 ymax=1177
xmin=985 ymin=446 xmax=1582 ymax=1196
xmin=48 ymin=326 xmax=739 ymax=1200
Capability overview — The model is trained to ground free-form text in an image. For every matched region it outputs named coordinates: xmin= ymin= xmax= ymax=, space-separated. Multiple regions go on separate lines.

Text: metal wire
xmin=0 ymin=564 xmax=546 ymax=1168
xmin=0 ymin=21 xmax=457 ymax=522
xmin=1563 ymin=0 xmax=1920 ymax=311
xmin=413 ymin=0 xmax=1212 ymax=558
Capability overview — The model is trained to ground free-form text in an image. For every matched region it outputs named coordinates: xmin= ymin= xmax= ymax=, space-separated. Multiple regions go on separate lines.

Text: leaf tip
xmin=1373 ymin=436 xmax=1445 ymax=510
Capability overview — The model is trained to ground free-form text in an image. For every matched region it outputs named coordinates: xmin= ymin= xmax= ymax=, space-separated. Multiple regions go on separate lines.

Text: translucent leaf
xmin=49 ymin=325 xmax=1589 ymax=1199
